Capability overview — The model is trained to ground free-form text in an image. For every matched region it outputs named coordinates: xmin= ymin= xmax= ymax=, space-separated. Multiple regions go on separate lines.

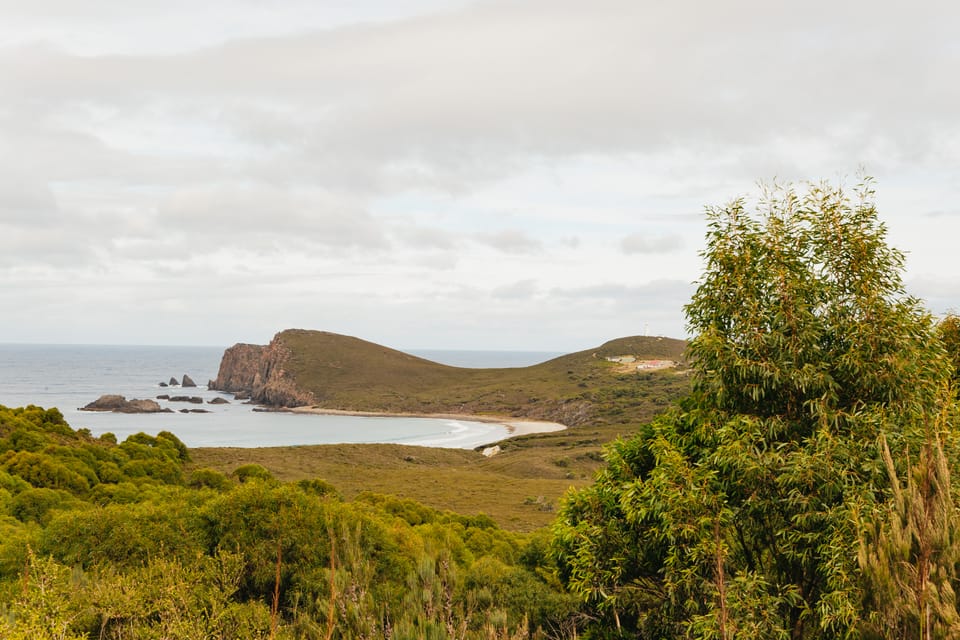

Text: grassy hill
xmin=279 ymin=329 xmax=688 ymax=425
xmin=192 ymin=331 xmax=692 ymax=530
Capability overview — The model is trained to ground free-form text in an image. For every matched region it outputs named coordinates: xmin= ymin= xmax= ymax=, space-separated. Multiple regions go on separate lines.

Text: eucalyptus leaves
xmin=554 ymin=179 xmax=956 ymax=639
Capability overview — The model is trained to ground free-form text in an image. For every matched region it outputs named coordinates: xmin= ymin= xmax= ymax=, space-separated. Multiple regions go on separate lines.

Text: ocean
xmin=0 ymin=344 xmax=563 ymax=449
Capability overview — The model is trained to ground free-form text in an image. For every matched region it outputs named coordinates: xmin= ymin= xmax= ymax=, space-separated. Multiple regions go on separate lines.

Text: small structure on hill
xmin=636 ymin=360 xmax=676 ymax=371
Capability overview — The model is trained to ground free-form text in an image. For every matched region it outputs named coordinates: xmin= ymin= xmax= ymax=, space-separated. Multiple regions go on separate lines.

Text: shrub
xmin=234 ymin=464 xmax=274 ymax=483
xmin=189 ymin=468 xmax=232 ymax=491
xmin=11 ymin=487 xmax=70 ymax=524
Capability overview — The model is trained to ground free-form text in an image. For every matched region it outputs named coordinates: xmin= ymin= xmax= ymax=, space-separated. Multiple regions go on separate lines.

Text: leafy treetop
xmin=554 ymin=179 xmax=954 ymax=639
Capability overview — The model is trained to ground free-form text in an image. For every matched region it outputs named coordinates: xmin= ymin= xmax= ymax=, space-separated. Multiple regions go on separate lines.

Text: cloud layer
xmin=1 ymin=0 xmax=958 ymax=348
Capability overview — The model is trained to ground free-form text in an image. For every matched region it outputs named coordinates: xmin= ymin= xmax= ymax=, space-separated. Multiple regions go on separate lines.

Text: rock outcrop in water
xmin=81 ymin=395 xmax=172 ymax=413
xmin=181 ymin=374 xmax=197 ymax=387
xmin=209 ymin=335 xmax=315 ymax=408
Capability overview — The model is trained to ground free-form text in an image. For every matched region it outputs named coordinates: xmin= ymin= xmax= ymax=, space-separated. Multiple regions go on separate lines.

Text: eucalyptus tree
xmin=553 ymin=179 xmax=955 ymax=638
xmin=937 ymin=314 xmax=960 ymax=384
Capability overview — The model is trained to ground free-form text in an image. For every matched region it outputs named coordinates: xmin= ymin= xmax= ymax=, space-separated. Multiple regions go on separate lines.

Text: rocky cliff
xmin=209 ymin=335 xmax=315 ymax=407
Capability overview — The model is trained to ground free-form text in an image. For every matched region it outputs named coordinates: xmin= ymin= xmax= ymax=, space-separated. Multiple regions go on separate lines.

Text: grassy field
xmin=191 ymin=335 xmax=690 ymax=531
xmin=188 ymin=416 xmax=677 ymax=531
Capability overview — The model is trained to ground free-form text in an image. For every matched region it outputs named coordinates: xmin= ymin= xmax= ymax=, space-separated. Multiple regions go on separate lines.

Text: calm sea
xmin=0 ymin=344 xmax=562 ymax=449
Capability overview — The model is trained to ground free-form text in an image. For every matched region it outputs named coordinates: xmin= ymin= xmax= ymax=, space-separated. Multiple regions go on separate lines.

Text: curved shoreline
xmin=286 ymin=405 xmax=567 ymax=438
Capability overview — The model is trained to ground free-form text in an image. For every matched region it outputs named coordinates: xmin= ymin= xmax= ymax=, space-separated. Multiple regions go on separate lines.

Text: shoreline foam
xmin=287 ymin=405 xmax=567 ymax=438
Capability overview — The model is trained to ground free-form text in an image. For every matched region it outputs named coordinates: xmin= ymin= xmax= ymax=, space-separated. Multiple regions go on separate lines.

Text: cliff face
xmin=209 ymin=336 xmax=315 ymax=407
xmin=208 ymin=344 xmax=265 ymax=394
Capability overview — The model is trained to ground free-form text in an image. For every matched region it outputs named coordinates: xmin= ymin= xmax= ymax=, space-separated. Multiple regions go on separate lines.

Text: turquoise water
xmin=0 ymin=344 xmax=560 ymax=449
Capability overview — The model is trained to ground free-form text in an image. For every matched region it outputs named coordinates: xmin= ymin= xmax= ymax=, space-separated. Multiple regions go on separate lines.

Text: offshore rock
xmin=181 ymin=374 xmax=197 ymax=387
xmin=209 ymin=334 xmax=314 ymax=408
xmin=81 ymin=395 xmax=171 ymax=413
xmin=168 ymin=377 xmax=180 ymax=386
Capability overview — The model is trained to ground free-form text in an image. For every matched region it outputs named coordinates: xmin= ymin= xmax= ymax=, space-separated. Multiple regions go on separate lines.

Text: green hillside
xmin=279 ymin=329 xmax=688 ymax=425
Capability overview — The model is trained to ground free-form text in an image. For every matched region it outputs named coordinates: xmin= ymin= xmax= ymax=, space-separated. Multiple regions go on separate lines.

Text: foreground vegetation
xmin=6 ymin=177 xmax=960 ymax=639
xmin=555 ymin=179 xmax=960 ymax=639
xmin=0 ymin=404 xmax=584 ymax=638
xmin=0 ymin=322 xmax=692 ymax=639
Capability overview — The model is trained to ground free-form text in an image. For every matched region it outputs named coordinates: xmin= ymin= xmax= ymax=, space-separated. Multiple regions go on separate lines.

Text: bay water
xmin=0 ymin=344 xmax=562 ymax=449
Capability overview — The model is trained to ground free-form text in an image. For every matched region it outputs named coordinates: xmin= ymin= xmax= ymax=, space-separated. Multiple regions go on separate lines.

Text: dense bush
xmin=554 ymin=180 xmax=960 ymax=639
xmin=0 ymin=403 xmax=578 ymax=639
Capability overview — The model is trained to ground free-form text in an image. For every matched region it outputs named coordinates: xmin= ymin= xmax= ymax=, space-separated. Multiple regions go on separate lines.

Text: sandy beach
xmin=287 ymin=406 xmax=567 ymax=438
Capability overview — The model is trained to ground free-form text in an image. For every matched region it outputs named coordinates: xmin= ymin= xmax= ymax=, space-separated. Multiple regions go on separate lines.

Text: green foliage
xmin=88 ymin=481 xmax=142 ymax=505
xmin=0 ymin=402 xmax=579 ymax=639
xmin=157 ymin=430 xmax=190 ymax=462
xmin=0 ymin=470 xmax=29 ymax=495
xmin=7 ymin=428 xmax=48 ymax=453
xmin=87 ymin=551 xmax=280 ymax=639
xmin=296 ymin=477 xmax=341 ymax=500
xmin=554 ymin=179 xmax=954 ymax=638
xmin=235 ymin=463 xmax=275 ymax=483
xmin=2 ymin=451 xmax=90 ymax=493
xmin=859 ymin=425 xmax=960 ymax=639
xmin=202 ymin=481 xmax=330 ymax=600
xmin=938 ymin=314 xmax=960 ymax=384
xmin=39 ymin=499 xmax=206 ymax=568
xmin=189 ymin=467 xmax=233 ymax=491
xmin=10 ymin=488 xmax=72 ymax=524
xmin=0 ymin=405 xmax=71 ymax=440
xmin=0 ymin=550 xmax=89 ymax=640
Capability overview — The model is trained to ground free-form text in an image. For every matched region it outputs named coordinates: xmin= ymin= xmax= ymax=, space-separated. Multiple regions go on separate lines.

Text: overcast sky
xmin=2 ymin=1 xmax=958 ymax=351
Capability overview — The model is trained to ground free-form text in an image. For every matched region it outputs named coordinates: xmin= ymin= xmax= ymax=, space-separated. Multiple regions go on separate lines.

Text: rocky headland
xmin=208 ymin=335 xmax=315 ymax=407
xmin=208 ymin=328 xmax=688 ymax=425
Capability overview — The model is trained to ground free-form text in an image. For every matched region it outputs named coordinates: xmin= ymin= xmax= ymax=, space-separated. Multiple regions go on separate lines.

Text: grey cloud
xmin=392 ymin=225 xmax=458 ymax=251
xmin=0 ymin=179 xmax=58 ymax=226
xmin=0 ymin=0 xmax=957 ymax=347
xmin=0 ymin=116 xmax=124 ymax=182
xmin=409 ymin=252 xmax=459 ymax=271
xmin=0 ymin=0 xmax=473 ymax=55
xmin=0 ymin=225 xmax=95 ymax=267
xmin=3 ymin=0 xmax=957 ymax=197
xmin=474 ymin=229 xmax=541 ymax=254
xmin=620 ymin=233 xmax=683 ymax=255
xmin=552 ymin=279 xmax=695 ymax=309
xmin=158 ymin=184 xmax=388 ymax=250
xmin=491 ymin=279 xmax=537 ymax=300
xmin=908 ymin=276 xmax=960 ymax=306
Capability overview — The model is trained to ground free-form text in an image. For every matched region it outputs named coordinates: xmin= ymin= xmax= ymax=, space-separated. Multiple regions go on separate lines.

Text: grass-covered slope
xmin=278 ymin=329 xmax=688 ymax=424
xmin=193 ymin=334 xmax=691 ymax=530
